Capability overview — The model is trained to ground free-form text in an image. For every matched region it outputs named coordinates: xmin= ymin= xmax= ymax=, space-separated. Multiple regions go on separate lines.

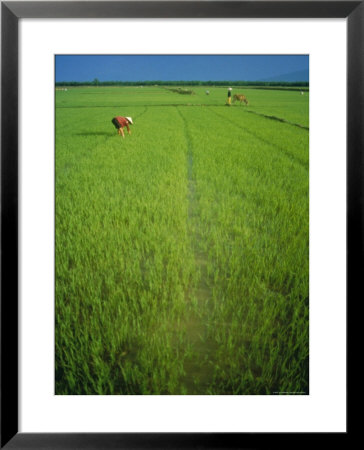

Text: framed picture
xmin=1 ymin=1 xmax=356 ymax=447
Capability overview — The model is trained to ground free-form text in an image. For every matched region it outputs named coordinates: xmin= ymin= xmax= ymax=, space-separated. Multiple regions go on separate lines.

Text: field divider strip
xmin=56 ymin=104 xmax=224 ymax=109
xmin=134 ymin=106 xmax=149 ymax=120
xmin=175 ymin=106 xmax=215 ymax=392
xmin=244 ymin=109 xmax=309 ymax=130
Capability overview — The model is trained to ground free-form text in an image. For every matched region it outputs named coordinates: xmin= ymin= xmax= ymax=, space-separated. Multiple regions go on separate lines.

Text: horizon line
xmin=55 ymin=80 xmax=309 ymax=84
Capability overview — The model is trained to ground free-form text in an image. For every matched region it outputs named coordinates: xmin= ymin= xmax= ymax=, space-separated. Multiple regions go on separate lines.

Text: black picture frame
xmin=1 ymin=1 xmax=358 ymax=448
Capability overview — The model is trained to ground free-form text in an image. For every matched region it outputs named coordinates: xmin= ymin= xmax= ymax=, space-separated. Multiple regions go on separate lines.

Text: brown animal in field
xmin=233 ymin=94 xmax=249 ymax=105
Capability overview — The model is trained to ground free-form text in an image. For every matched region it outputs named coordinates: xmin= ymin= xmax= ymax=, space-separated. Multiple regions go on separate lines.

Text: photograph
xmin=55 ymin=54 xmax=309 ymax=396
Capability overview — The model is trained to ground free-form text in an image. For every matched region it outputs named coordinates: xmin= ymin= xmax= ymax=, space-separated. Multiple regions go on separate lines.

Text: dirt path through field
xmin=176 ymin=106 xmax=217 ymax=394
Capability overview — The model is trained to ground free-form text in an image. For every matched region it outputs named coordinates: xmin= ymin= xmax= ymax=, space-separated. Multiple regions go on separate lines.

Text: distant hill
xmin=259 ymin=69 xmax=309 ymax=82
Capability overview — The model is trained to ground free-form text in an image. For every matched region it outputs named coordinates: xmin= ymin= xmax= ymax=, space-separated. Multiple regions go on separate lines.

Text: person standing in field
xmin=227 ymin=87 xmax=232 ymax=105
xmin=111 ymin=116 xmax=133 ymax=138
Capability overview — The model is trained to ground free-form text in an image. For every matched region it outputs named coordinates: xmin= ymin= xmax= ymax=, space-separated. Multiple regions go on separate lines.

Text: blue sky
xmin=55 ymin=55 xmax=309 ymax=82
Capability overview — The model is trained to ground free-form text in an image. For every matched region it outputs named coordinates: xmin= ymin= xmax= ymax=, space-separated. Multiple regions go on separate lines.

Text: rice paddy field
xmin=55 ymin=86 xmax=309 ymax=395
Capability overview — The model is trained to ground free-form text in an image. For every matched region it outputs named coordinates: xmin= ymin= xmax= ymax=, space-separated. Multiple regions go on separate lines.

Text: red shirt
xmin=115 ymin=117 xmax=130 ymax=131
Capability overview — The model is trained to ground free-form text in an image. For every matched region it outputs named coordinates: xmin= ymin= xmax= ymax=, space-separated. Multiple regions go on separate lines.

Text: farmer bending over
xmin=112 ymin=116 xmax=133 ymax=137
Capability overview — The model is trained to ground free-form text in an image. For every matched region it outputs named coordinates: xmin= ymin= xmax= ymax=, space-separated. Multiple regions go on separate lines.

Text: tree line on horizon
xmin=55 ymin=79 xmax=309 ymax=88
